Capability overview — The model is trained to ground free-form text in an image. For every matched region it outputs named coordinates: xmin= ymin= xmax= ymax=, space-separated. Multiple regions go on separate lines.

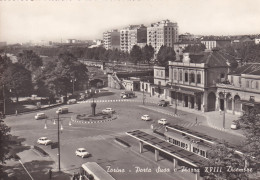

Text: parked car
xmin=37 ymin=137 xmax=52 ymax=145
xmin=141 ymin=115 xmax=151 ymax=121
xmin=67 ymin=99 xmax=77 ymax=104
xmin=158 ymin=100 xmax=169 ymax=107
xmin=56 ymin=107 xmax=69 ymax=114
xmin=75 ymin=148 xmax=90 ymax=158
xmin=120 ymin=91 xmax=135 ymax=99
xmin=35 ymin=113 xmax=47 ymax=120
xmin=102 ymin=108 xmax=115 ymax=114
xmin=231 ymin=120 xmax=240 ymax=130
xmin=158 ymin=118 xmax=168 ymax=125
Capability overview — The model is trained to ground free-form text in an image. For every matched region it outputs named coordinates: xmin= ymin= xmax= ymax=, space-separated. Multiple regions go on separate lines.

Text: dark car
xmin=158 ymin=100 xmax=169 ymax=107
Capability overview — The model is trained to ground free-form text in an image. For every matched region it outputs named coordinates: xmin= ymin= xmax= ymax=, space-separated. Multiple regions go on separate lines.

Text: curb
xmin=71 ymin=114 xmax=118 ymax=124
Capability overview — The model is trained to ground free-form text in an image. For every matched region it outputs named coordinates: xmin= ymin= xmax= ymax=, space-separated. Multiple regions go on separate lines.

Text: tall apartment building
xmin=103 ymin=29 xmax=120 ymax=50
xmin=147 ymin=20 xmax=179 ymax=53
xmin=120 ymin=24 xmax=147 ymax=53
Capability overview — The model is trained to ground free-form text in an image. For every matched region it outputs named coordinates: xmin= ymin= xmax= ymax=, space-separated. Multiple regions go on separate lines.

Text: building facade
xmin=216 ymin=63 xmax=260 ymax=115
xmin=103 ymin=29 xmax=120 ymax=50
xmin=159 ymin=51 xmax=237 ymax=112
xmin=147 ymin=20 xmax=179 ymax=53
xmin=120 ymin=25 xmax=147 ymax=53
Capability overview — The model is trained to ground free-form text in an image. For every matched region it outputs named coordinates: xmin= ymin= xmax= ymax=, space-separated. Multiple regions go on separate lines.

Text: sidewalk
xmin=4 ymin=146 xmax=71 ymax=180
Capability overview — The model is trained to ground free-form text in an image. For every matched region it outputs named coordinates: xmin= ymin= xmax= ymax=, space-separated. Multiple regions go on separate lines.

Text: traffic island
xmin=71 ymin=113 xmax=117 ymax=124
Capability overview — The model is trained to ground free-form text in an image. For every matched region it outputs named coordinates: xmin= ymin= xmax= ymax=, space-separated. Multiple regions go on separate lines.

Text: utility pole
xmin=2 ymin=85 xmax=5 ymax=116
xmin=57 ymin=113 xmax=61 ymax=172
xmin=142 ymin=81 xmax=145 ymax=105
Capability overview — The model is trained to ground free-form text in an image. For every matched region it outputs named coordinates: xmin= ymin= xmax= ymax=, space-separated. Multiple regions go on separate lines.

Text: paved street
xmin=4 ymin=88 xmax=246 ymax=180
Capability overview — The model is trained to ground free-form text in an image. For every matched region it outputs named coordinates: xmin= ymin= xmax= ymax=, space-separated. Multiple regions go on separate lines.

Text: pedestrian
xmin=15 ymin=110 xmax=18 ymax=116
xmin=48 ymin=169 xmax=52 ymax=179
xmin=195 ymin=117 xmax=197 ymax=124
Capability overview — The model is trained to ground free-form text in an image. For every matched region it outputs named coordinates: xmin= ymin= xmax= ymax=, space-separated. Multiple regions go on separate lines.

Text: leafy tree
xmin=239 ymin=108 xmax=260 ymax=163
xmin=183 ymin=43 xmax=206 ymax=54
xmin=142 ymin=45 xmax=155 ymax=64
xmin=17 ymin=50 xmax=43 ymax=71
xmin=0 ymin=117 xmax=11 ymax=179
xmin=1 ymin=63 xmax=33 ymax=102
xmin=130 ymin=45 xmax=142 ymax=65
xmin=157 ymin=45 xmax=176 ymax=67
xmin=205 ymin=142 xmax=249 ymax=180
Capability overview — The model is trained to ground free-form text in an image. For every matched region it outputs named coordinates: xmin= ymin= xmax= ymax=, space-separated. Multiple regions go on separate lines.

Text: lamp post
xmin=222 ymin=90 xmax=229 ymax=129
xmin=142 ymin=81 xmax=145 ymax=105
xmin=70 ymin=78 xmax=76 ymax=95
xmin=44 ymin=113 xmax=66 ymax=172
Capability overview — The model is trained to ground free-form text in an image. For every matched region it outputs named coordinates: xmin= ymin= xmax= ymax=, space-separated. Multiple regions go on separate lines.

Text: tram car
xmin=164 ymin=131 xmax=211 ymax=159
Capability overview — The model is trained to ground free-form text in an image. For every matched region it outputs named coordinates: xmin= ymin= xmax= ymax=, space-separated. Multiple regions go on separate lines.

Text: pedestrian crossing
xmin=77 ymin=99 xmax=158 ymax=104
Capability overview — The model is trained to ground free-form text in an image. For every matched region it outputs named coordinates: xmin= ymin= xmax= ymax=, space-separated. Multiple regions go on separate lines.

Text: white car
xmin=102 ymin=108 xmax=115 ymax=114
xmin=231 ymin=120 xmax=240 ymax=130
xmin=158 ymin=118 xmax=168 ymax=125
xmin=35 ymin=113 xmax=47 ymax=120
xmin=75 ymin=148 xmax=90 ymax=158
xmin=67 ymin=99 xmax=77 ymax=105
xmin=141 ymin=115 xmax=151 ymax=121
xmin=37 ymin=137 xmax=52 ymax=145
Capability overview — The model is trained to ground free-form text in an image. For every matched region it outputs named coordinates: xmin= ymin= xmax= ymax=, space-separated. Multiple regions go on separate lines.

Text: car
xmin=35 ymin=113 xmax=47 ymax=120
xmin=158 ymin=118 xmax=168 ymax=125
xmin=56 ymin=107 xmax=69 ymax=114
xmin=158 ymin=100 xmax=169 ymax=107
xmin=231 ymin=120 xmax=240 ymax=130
xmin=67 ymin=99 xmax=77 ymax=105
xmin=141 ymin=115 xmax=151 ymax=121
xmin=75 ymin=148 xmax=90 ymax=158
xmin=102 ymin=108 xmax=115 ymax=114
xmin=37 ymin=137 xmax=52 ymax=145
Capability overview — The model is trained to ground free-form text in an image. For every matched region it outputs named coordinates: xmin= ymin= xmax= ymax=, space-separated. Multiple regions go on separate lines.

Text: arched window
xmin=174 ymin=70 xmax=177 ymax=80
xmin=179 ymin=70 xmax=183 ymax=81
xmin=190 ymin=72 xmax=195 ymax=83
xmin=185 ymin=71 xmax=188 ymax=82
xmin=197 ymin=73 xmax=201 ymax=84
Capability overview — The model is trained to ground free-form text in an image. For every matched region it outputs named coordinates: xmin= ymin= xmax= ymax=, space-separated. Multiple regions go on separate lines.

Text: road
xmin=4 ymin=89 xmax=246 ymax=180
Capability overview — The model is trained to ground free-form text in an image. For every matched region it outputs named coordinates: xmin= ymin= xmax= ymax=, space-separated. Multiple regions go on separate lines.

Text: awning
xmin=168 ymin=85 xmax=204 ymax=95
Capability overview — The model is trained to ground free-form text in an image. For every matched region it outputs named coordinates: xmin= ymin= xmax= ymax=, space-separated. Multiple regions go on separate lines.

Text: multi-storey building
xmin=103 ymin=29 xmax=120 ymax=50
xmin=201 ymin=37 xmax=231 ymax=50
xmin=120 ymin=25 xmax=147 ymax=53
xmin=217 ymin=63 xmax=260 ymax=115
xmin=147 ymin=20 xmax=179 ymax=53
xmin=152 ymin=51 xmax=237 ymax=112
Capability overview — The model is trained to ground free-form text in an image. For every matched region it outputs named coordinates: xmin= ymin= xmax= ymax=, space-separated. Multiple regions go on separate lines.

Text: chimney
xmin=183 ymin=53 xmax=190 ymax=63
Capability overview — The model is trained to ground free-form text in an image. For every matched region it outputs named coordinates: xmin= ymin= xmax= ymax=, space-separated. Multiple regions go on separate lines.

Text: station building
xmin=152 ymin=51 xmax=237 ymax=112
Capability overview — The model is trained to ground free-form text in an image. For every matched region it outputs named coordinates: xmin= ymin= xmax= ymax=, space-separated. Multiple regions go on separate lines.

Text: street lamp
xmin=142 ymin=81 xmax=146 ymax=105
xmin=222 ymin=90 xmax=229 ymax=129
xmin=44 ymin=113 xmax=70 ymax=172
xmin=70 ymin=78 xmax=77 ymax=95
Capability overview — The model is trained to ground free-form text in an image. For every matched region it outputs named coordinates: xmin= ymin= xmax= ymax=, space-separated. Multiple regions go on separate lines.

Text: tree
xmin=142 ymin=45 xmax=155 ymax=64
xmin=205 ymin=142 xmax=249 ymax=180
xmin=157 ymin=45 xmax=176 ymax=67
xmin=0 ymin=118 xmax=11 ymax=179
xmin=1 ymin=63 xmax=33 ymax=102
xmin=17 ymin=50 xmax=43 ymax=71
xmin=130 ymin=45 xmax=142 ymax=65
xmin=239 ymin=108 xmax=260 ymax=163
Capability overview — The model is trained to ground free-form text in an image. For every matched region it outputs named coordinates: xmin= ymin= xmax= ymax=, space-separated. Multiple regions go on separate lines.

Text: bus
xmin=81 ymin=162 xmax=115 ymax=180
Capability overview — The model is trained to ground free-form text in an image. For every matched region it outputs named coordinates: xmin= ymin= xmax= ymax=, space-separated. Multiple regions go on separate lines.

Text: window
xmin=197 ymin=73 xmax=201 ymax=84
xmin=246 ymin=81 xmax=250 ymax=88
xmin=161 ymin=71 xmax=163 ymax=77
xmin=231 ymin=76 xmax=233 ymax=84
xmin=190 ymin=72 xmax=195 ymax=83
xmin=174 ymin=70 xmax=177 ymax=80
xmin=179 ymin=70 xmax=183 ymax=81
xmin=256 ymin=81 xmax=259 ymax=89
xmin=185 ymin=71 xmax=188 ymax=82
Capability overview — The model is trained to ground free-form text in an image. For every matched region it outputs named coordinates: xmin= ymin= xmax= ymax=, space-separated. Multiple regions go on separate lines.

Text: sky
xmin=0 ymin=0 xmax=260 ymax=44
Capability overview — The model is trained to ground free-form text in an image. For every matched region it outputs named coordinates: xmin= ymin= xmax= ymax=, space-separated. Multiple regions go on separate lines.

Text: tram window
xmin=181 ymin=142 xmax=185 ymax=148
xmin=177 ymin=141 xmax=180 ymax=146
xmin=185 ymin=144 xmax=188 ymax=149
xmin=193 ymin=147 xmax=199 ymax=154
xmin=200 ymin=150 xmax=205 ymax=157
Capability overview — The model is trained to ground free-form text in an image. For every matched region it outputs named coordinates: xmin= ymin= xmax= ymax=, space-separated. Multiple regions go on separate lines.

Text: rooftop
xmin=229 ymin=63 xmax=260 ymax=75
